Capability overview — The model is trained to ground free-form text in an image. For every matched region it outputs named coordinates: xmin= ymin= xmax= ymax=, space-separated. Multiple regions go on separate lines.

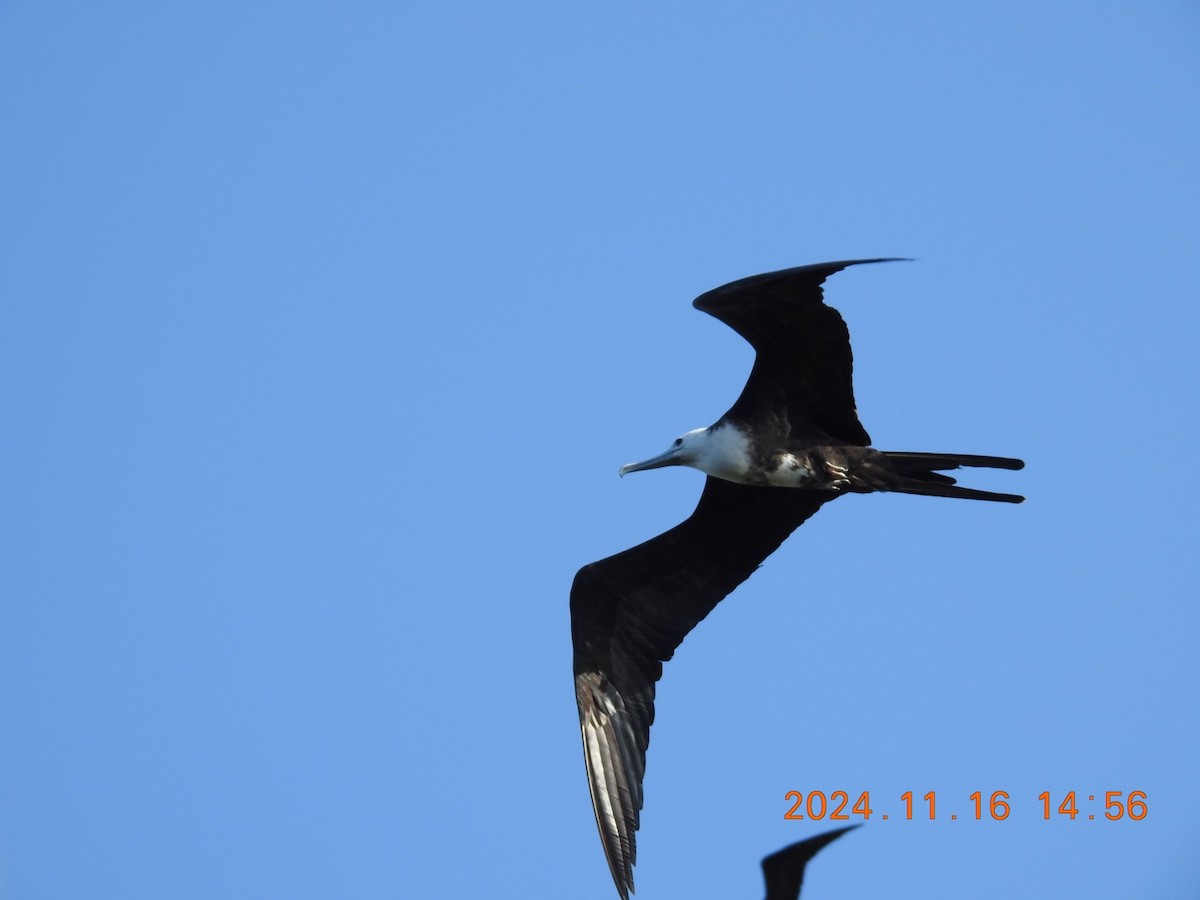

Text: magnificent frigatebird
xmin=570 ymin=259 xmax=1023 ymax=899
xmin=761 ymin=826 xmax=858 ymax=900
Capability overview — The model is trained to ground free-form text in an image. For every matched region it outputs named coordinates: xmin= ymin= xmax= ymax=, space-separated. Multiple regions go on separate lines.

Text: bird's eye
xmin=673 ymin=438 xmax=683 ymax=447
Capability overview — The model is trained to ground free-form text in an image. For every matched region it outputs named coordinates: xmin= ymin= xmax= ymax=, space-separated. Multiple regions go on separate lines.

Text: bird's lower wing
xmin=571 ymin=477 xmax=832 ymax=898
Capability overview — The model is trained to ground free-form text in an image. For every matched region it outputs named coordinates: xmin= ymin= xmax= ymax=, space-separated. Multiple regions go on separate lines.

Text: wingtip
xmin=692 ymin=256 xmax=915 ymax=311
xmin=761 ymin=825 xmax=860 ymax=900
xmin=823 ymin=255 xmax=914 ymax=268
xmin=821 ymin=256 xmax=916 ymax=274
xmin=576 ymin=685 xmax=640 ymax=900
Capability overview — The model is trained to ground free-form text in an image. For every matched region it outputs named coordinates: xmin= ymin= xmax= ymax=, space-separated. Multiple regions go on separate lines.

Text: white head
xmin=618 ymin=425 xmax=750 ymax=480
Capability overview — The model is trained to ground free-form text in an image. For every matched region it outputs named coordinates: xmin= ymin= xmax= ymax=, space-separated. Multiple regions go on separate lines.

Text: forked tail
xmin=871 ymin=450 xmax=1025 ymax=503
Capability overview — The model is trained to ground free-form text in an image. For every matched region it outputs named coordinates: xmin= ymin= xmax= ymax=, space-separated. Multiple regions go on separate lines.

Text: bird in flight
xmin=761 ymin=826 xmax=858 ymax=900
xmin=570 ymin=259 xmax=1023 ymax=898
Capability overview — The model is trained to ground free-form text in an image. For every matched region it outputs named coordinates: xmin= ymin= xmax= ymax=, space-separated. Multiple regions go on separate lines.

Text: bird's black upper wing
xmin=693 ymin=258 xmax=907 ymax=447
xmin=761 ymin=825 xmax=858 ymax=900
xmin=571 ymin=477 xmax=832 ymax=899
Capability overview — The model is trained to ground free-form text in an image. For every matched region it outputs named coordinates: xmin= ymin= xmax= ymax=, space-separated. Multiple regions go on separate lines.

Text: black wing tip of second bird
xmin=762 ymin=823 xmax=860 ymax=866
xmin=692 ymin=257 xmax=914 ymax=310
xmin=761 ymin=825 xmax=860 ymax=900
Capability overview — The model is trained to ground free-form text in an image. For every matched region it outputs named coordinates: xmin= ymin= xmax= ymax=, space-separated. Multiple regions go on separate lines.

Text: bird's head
xmin=618 ymin=427 xmax=711 ymax=477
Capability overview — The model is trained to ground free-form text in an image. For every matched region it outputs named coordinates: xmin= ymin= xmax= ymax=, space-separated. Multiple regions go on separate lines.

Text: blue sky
xmin=3 ymin=3 xmax=1198 ymax=897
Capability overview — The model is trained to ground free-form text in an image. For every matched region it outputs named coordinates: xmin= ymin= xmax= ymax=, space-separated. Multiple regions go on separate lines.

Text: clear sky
xmin=3 ymin=3 xmax=1198 ymax=898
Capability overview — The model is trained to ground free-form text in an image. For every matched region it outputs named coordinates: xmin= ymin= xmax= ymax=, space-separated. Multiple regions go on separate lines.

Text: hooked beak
xmin=619 ymin=447 xmax=684 ymax=477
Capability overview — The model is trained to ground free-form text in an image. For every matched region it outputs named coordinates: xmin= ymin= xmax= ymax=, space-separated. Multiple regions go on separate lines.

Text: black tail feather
xmin=864 ymin=450 xmax=1025 ymax=503
xmin=884 ymin=451 xmax=1025 ymax=471
xmin=881 ymin=479 xmax=1025 ymax=504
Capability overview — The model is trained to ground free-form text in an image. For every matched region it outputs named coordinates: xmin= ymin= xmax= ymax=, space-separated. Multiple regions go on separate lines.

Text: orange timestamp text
xmin=783 ymin=790 xmax=1148 ymax=822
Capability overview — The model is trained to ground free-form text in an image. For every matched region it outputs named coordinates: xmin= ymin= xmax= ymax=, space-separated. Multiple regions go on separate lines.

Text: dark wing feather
xmin=693 ymin=258 xmax=908 ymax=447
xmin=761 ymin=825 xmax=859 ymax=900
xmin=571 ymin=478 xmax=832 ymax=899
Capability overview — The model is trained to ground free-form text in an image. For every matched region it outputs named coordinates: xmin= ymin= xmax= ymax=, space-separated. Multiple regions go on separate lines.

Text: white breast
xmin=694 ymin=424 xmax=755 ymax=482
